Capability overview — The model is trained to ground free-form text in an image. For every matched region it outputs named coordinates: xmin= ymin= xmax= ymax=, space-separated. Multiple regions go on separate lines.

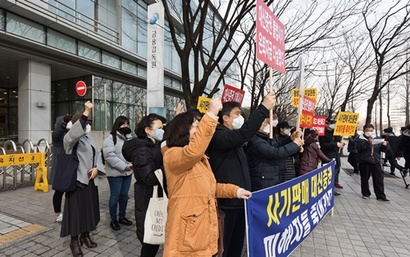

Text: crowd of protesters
xmin=50 ymin=99 xmax=410 ymax=256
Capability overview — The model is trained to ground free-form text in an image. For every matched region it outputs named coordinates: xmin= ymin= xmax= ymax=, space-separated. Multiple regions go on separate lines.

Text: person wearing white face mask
xmin=122 ymin=113 xmax=166 ymax=257
xmin=319 ymin=118 xmax=344 ymax=196
xmin=355 ymin=124 xmax=389 ymax=201
xmin=207 ymin=92 xmax=276 ymax=257
xmin=61 ymin=101 xmax=106 ymax=256
xmin=246 ymin=118 xmax=303 ymax=191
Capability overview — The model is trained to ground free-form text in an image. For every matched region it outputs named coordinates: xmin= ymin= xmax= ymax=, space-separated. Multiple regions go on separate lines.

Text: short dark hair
xmin=218 ymin=101 xmax=241 ymax=124
xmin=363 ymin=124 xmax=374 ymax=130
xmin=110 ymin=116 xmax=130 ymax=135
xmin=163 ymin=112 xmax=196 ymax=147
xmin=135 ymin=114 xmax=166 ymax=138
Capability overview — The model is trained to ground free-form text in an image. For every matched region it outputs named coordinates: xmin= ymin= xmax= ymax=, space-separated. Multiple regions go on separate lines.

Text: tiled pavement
xmin=1 ymin=157 xmax=410 ymax=256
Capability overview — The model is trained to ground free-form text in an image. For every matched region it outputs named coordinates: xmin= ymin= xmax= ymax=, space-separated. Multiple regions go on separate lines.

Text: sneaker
xmin=118 ymin=217 xmax=133 ymax=226
xmin=389 ymin=172 xmax=396 ymax=176
xmin=335 ymin=183 xmax=343 ymax=189
xmin=55 ymin=212 xmax=63 ymax=223
xmin=362 ymin=195 xmax=368 ymax=199
xmin=110 ymin=221 xmax=121 ymax=231
xmin=334 ymin=191 xmax=341 ymax=196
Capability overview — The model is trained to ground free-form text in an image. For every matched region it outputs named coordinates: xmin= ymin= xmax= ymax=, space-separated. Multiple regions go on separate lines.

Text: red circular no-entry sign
xmin=75 ymin=81 xmax=87 ymax=97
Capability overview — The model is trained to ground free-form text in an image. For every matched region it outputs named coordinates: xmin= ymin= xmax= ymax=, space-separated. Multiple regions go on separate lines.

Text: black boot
xmin=70 ymin=236 xmax=83 ymax=257
xmin=80 ymin=232 xmax=98 ymax=248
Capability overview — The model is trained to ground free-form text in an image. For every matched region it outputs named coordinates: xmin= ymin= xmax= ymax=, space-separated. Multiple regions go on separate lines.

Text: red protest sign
xmin=221 ymin=84 xmax=245 ymax=104
xmin=256 ymin=0 xmax=286 ymax=74
xmin=299 ymin=96 xmax=315 ymax=128
xmin=312 ymin=116 xmax=327 ymax=136
xmin=75 ymin=81 xmax=87 ymax=97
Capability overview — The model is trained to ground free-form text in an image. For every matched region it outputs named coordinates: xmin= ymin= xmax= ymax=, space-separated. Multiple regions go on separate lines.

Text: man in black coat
xmin=207 ymin=92 xmax=276 ymax=257
xmin=319 ymin=118 xmax=344 ymax=195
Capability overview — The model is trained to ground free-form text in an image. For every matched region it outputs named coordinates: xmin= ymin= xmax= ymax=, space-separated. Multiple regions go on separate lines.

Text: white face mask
xmin=66 ymin=121 xmax=73 ymax=130
xmin=232 ymin=115 xmax=244 ymax=129
xmin=272 ymin=120 xmax=279 ymax=127
xmin=284 ymin=128 xmax=291 ymax=136
xmin=263 ymin=124 xmax=271 ymax=134
xmin=364 ymin=131 xmax=375 ymax=138
xmin=329 ymin=124 xmax=335 ymax=130
xmin=85 ymin=124 xmax=91 ymax=135
xmin=152 ymin=128 xmax=164 ymax=141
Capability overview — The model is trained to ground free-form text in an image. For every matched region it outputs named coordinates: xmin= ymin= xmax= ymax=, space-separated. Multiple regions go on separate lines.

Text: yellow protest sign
xmin=197 ymin=96 xmax=212 ymax=113
xmin=333 ymin=112 xmax=360 ymax=136
xmin=291 ymin=88 xmax=317 ymax=106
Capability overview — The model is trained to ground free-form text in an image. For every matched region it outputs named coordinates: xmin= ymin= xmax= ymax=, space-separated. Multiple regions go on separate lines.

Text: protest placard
xmin=221 ymin=84 xmax=245 ymax=104
xmin=256 ymin=0 xmax=285 ymax=74
xmin=196 ymin=96 xmax=211 ymax=113
xmin=291 ymin=88 xmax=317 ymax=107
xmin=333 ymin=112 xmax=360 ymax=136
xmin=299 ymin=96 xmax=315 ymax=128
xmin=312 ymin=116 xmax=327 ymax=136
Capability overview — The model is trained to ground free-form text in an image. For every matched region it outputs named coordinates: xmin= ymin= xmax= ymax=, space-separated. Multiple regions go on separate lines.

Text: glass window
xmin=92 ymin=76 xmax=146 ymax=131
xmin=138 ymin=65 xmax=147 ymax=79
xmin=78 ymin=41 xmax=101 ymax=62
xmin=122 ymin=59 xmax=137 ymax=75
xmin=98 ymin=0 xmax=118 ymax=41
xmin=102 ymin=51 xmax=121 ymax=69
xmin=0 ymin=9 xmax=4 ymax=31
xmin=76 ymin=0 xmax=95 ymax=30
xmin=48 ymin=0 xmax=76 ymax=22
xmin=122 ymin=0 xmax=138 ymax=53
xmin=164 ymin=76 xmax=172 ymax=89
xmin=47 ymin=29 xmax=77 ymax=54
xmin=6 ymin=13 xmax=45 ymax=43
xmin=137 ymin=1 xmax=147 ymax=57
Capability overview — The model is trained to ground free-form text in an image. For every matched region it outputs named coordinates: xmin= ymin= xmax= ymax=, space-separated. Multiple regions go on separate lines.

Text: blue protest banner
xmin=245 ymin=160 xmax=335 ymax=257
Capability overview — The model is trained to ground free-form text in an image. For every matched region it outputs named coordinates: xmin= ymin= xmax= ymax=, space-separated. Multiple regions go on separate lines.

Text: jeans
xmin=107 ymin=175 xmax=132 ymax=222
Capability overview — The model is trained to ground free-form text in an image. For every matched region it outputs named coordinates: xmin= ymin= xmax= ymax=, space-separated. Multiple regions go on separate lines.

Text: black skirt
xmin=60 ymin=179 xmax=100 ymax=237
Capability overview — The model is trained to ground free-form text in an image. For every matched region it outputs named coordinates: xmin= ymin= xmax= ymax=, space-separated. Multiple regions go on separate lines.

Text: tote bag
xmin=52 ymin=142 xmax=79 ymax=192
xmin=143 ymin=169 xmax=168 ymax=244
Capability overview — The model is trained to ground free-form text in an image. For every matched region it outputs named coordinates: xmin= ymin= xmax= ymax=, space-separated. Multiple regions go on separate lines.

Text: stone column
xmin=18 ymin=59 xmax=51 ymax=144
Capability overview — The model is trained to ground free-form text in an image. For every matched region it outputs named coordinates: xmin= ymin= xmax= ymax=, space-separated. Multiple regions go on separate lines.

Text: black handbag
xmin=52 ymin=142 xmax=79 ymax=192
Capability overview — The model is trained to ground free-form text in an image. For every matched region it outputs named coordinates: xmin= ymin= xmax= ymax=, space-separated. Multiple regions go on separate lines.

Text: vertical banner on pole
xmin=295 ymin=58 xmax=305 ymax=129
xmin=147 ymin=2 xmax=165 ymax=114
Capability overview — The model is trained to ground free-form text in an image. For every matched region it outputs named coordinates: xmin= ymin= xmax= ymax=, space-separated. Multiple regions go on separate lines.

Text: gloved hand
xmin=62 ymin=115 xmax=72 ymax=128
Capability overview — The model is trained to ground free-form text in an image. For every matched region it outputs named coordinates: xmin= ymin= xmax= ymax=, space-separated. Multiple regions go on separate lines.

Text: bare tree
xmin=230 ymin=0 xmax=366 ymax=123
xmin=161 ymin=0 xmax=265 ymax=108
xmin=161 ymin=0 xmax=364 ymax=109
xmin=362 ymin=0 xmax=410 ymax=124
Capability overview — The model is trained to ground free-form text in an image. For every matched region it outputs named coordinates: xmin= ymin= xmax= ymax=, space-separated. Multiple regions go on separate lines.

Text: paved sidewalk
xmin=1 ymin=157 xmax=410 ymax=256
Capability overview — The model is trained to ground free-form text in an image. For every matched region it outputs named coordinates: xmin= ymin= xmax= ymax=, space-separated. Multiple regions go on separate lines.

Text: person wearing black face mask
xmin=102 ymin=116 xmax=134 ymax=231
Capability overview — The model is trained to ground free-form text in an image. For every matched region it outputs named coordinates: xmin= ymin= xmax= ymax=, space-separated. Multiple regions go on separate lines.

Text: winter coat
xmin=295 ymin=142 xmax=331 ymax=176
xmin=276 ymin=133 xmax=298 ymax=181
xmin=50 ymin=115 xmax=68 ymax=185
xmin=122 ymin=136 xmax=164 ymax=244
xmin=397 ymin=130 xmax=410 ymax=162
xmin=347 ymin=135 xmax=358 ymax=153
xmin=246 ymin=131 xmax=300 ymax=191
xmin=103 ymin=132 xmax=133 ymax=177
xmin=319 ymin=128 xmax=342 ymax=167
xmin=355 ymin=134 xmax=386 ymax=164
xmin=161 ymin=114 xmax=239 ymax=257
xmin=207 ymin=104 xmax=269 ymax=209
xmin=63 ymin=116 xmax=105 ymax=186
